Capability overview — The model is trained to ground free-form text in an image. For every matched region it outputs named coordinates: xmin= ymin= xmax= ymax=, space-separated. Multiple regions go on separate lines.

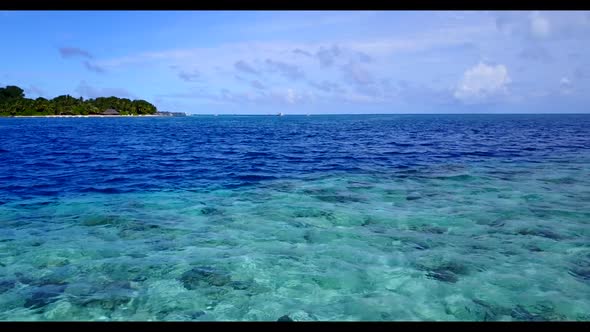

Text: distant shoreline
xmin=3 ymin=114 xmax=177 ymax=118
xmin=0 ymin=85 xmax=165 ymax=117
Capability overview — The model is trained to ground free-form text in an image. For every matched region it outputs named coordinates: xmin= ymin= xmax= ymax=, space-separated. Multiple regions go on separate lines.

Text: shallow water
xmin=0 ymin=115 xmax=589 ymax=321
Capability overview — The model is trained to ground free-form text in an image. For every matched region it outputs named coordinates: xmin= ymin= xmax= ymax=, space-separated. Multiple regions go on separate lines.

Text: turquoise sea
xmin=0 ymin=114 xmax=589 ymax=321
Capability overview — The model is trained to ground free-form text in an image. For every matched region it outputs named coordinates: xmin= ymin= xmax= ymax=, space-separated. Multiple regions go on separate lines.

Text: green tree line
xmin=0 ymin=85 xmax=157 ymax=116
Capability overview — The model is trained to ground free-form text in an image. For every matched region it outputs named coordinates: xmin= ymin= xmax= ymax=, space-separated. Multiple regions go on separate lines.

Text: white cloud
xmin=165 ymin=86 xmax=314 ymax=107
xmin=316 ymin=45 xmax=342 ymax=68
xmin=574 ymin=67 xmax=589 ymax=80
xmin=496 ymin=11 xmax=590 ymax=41
xmin=75 ymin=81 xmax=135 ymax=99
xmin=454 ymin=62 xmax=511 ymax=103
xmin=231 ymin=11 xmax=378 ymax=36
xmin=250 ymin=80 xmax=265 ymax=90
xmin=285 ymin=88 xmax=296 ymax=104
xmin=178 ymin=69 xmax=201 ymax=82
xmin=341 ymin=61 xmax=374 ymax=86
xmin=560 ymin=77 xmax=573 ymax=95
xmin=275 ymin=88 xmax=315 ymax=105
xmin=234 ymin=60 xmax=259 ymax=75
xmin=519 ymin=44 xmax=553 ymax=62
xmin=530 ymin=11 xmax=551 ymax=38
xmin=345 ymin=25 xmax=494 ymax=57
xmin=94 ymin=22 xmax=493 ymax=73
xmin=265 ymin=59 xmax=305 ymax=81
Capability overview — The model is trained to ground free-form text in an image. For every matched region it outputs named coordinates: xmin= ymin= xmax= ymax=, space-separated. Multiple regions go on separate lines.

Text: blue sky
xmin=1 ymin=10 xmax=589 ymax=114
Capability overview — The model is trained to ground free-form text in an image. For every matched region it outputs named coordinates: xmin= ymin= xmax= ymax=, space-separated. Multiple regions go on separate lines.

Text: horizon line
xmin=183 ymin=113 xmax=590 ymax=115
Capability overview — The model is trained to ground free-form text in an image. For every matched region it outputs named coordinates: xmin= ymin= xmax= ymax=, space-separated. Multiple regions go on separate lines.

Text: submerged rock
xmin=229 ymin=280 xmax=253 ymax=290
xmin=200 ymin=287 xmax=230 ymax=301
xmin=461 ymin=302 xmax=496 ymax=321
xmin=151 ymin=239 xmax=178 ymax=252
xmin=471 ymin=298 xmax=511 ymax=319
xmin=436 ymin=261 xmax=469 ymax=275
xmin=302 ymin=229 xmax=340 ymax=244
xmin=510 ymin=305 xmax=546 ymax=321
xmin=122 ymin=223 xmax=161 ymax=232
xmin=568 ymin=251 xmax=590 ymax=272
xmin=80 ymin=215 xmax=124 ymax=227
xmin=434 ymin=174 xmax=474 ymax=182
xmin=517 ymin=228 xmax=563 ymax=240
xmin=426 ymin=270 xmax=459 ymax=283
xmin=569 ymin=266 xmax=590 ymax=281
xmin=361 ymin=216 xmax=380 ymax=227
xmin=127 ymin=252 xmax=148 ymax=259
xmin=44 ymin=256 xmax=70 ymax=268
xmin=406 ymin=192 xmax=422 ymax=201
xmin=418 ymin=260 xmax=470 ymax=283
xmin=424 ymin=226 xmax=446 ymax=234
xmin=35 ymin=270 xmax=75 ymax=287
xmin=0 ymin=280 xmax=16 ymax=293
xmin=404 ymin=238 xmax=433 ymax=251
xmin=42 ymin=300 xmax=73 ymax=320
xmin=525 ymin=244 xmax=543 ymax=252
xmin=180 ymin=266 xmax=232 ymax=289
xmin=190 ymin=310 xmax=206 ymax=319
xmin=485 ymin=219 xmax=507 ymax=227
xmin=303 ymin=231 xmax=313 ymax=243
xmin=380 ymin=312 xmax=394 ymax=320
xmin=293 ymin=209 xmax=335 ymax=221
xmin=201 ymin=207 xmax=223 ymax=216
xmin=314 ymin=195 xmax=364 ymax=203
xmin=76 ymin=281 xmax=137 ymax=310
xmin=24 ymin=284 xmax=68 ymax=309
xmin=117 ymin=222 xmax=161 ymax=239
xmin=14 ymin=272 xmax=35 ymax=285
xmin=302 ymin=188 xmax=334 ymax=196
xmin=409 ymin=224 xmax=446 ymax=234
xmin=289 ymin=220 xmax=311 ymax=228
xmin=469 ymin=243 xmax=491 ymax=251
xmin=277 ymin=311 xmax=317 ymax=321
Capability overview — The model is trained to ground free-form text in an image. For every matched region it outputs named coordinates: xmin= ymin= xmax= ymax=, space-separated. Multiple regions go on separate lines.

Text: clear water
xmin=0 ymin=114 xmax=589 ymax=321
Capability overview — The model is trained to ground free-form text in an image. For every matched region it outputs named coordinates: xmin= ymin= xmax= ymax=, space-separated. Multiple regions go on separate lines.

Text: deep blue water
xmin=1 ymin=114 xmax=589 ymax=202
xmin=1 ymin=114 xmax=590 ymax=321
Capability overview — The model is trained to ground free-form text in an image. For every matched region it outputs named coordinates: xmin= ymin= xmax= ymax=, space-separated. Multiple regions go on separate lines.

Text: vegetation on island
xmin=0 ymin=85 xmax=158 ymax=116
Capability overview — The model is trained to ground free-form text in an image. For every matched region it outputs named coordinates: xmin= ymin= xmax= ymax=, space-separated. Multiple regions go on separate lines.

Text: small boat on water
xmin=277 ymin=112 xmax=284 ymax=116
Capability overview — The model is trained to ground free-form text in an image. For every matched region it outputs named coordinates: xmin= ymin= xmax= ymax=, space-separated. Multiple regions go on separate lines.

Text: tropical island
xmin=0 ymin=85 xmax=184 ymax=117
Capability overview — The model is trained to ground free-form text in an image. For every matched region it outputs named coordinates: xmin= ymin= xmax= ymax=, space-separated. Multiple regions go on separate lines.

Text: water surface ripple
xmin=0 ymin=115 xmax=589 ymax=321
